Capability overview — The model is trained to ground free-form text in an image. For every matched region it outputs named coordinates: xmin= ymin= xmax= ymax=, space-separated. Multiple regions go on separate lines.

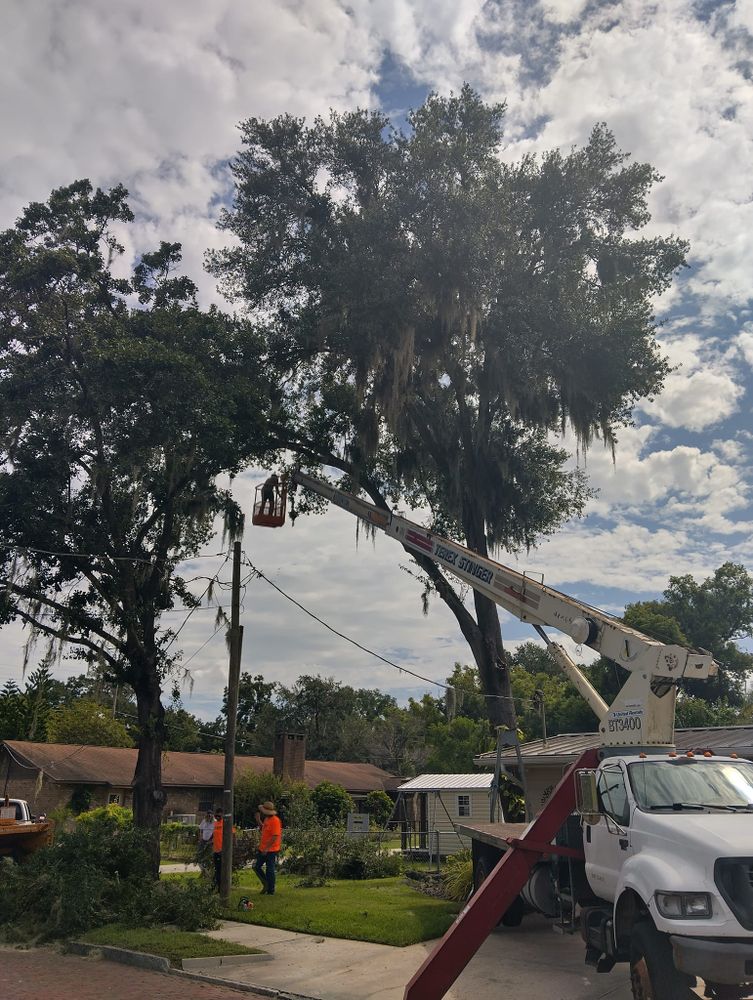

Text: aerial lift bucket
xmin=403 ymin=748 xmax=599 ymax=1000
xmin=251 ymin=478 xmax=287 ymax=528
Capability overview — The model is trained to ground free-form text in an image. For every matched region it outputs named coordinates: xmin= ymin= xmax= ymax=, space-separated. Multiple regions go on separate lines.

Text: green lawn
xmin=224 ymin=872 xmax=459 ymax=946
xmin=81 ymin=924 xmax=263 ymax=966
xmin=164 ymin=870 xmax=458 ymax=946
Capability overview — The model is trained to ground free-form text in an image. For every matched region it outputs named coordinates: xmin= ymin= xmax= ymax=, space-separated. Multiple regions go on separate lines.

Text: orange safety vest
xmin=212 ymin=818 xmax=236 ymax=852
xmin=259 ymin=815 xmax=282 ymax=853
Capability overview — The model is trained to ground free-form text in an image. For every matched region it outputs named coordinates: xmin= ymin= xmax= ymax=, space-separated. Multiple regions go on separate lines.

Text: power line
xmin=181 ymin=624 xmax=226 ymax=669
xmin=4 ymin=545 xmax=231 ymax=565
xmin=244 ymin=557 xmax=453 ymax=692
xmin=165 ymin=553 xmax=230 ymax=652
xmin=242 ymin=556 xmax=537 ymax=709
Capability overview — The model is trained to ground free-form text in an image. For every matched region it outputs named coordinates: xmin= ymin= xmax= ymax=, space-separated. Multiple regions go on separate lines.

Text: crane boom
xmin=290 ymin=471 xmax=717 ymax=747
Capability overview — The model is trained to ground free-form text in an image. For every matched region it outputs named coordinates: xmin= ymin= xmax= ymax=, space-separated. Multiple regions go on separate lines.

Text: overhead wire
xmin=243 ymin=556 xmax=452 ymax=692
xmin=165 ymin=552 xmax=231 ymax=651
xmin=3 ymin=545 xmax=231 ymax=564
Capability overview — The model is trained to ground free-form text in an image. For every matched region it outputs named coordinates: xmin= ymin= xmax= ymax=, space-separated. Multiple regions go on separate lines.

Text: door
xmin=585 ymin=763 xmax=634 ymax=901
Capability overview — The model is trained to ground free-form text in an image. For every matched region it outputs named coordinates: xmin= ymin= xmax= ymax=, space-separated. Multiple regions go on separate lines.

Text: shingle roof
xmin=474 ymin=726 xmax=753 ymax=766
xmin=2 ymin=741 xmax=400 ymax=793
xmin=398 ymin=773 xmax=493 ymax=792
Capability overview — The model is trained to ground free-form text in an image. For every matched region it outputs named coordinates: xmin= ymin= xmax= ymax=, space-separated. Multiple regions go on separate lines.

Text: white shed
xmin=397 ymin=773 xmax=497 ymax=857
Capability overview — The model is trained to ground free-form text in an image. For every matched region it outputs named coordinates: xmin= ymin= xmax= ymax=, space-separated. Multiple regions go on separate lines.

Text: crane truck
xmin=255 ymin=470 xmax=753 ymax=999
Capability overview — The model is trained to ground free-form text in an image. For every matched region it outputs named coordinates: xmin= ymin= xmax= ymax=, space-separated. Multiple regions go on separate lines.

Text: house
xmin=0 ymin=732 xmax=400 ymax=820
xmin=474 ymin=725 xmax=753 ymax=816
xmin=396 ymin=773 xmax=495 ymax=857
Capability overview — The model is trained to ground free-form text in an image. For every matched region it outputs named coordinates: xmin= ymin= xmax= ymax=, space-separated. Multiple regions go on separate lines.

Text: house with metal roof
xmin=1 ymin=735 xmax=400 ymax=821
xmin=396 ymin=773 xmax=495 ymax=857
xmin=474 ymin=726 xmax=753 ymax=816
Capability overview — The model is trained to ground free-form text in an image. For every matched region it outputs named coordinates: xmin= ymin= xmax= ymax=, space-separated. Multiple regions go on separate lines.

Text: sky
xmin=1 ymin=0 xmax=752 ymax=721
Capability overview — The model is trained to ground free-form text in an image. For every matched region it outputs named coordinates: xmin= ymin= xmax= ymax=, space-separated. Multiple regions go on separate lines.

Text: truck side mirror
xmin=575 ymin=769 xmax=602 ymax=825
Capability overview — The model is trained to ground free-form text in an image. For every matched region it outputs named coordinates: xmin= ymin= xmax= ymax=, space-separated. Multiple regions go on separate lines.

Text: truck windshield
xmin=628 ymin=759 xmax=753 ymax=811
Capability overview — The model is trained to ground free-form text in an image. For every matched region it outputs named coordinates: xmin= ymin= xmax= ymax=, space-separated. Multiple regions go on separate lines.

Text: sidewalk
xmin=204 ymin=915 xmax=634 ymax=1000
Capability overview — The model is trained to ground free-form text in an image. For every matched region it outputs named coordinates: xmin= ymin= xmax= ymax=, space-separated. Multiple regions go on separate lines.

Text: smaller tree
xmin=46 ymin=700 xmax=133 ymax=748
xmin=426 ymin=717 xmax=494 ymax=772
xmin=311 ymin=781 xmax=353 ymax=826
xmin=0 ymin=681 xmax=28 ymax=740
xmin=363 ymin=789 xmax=394 ymax=827
xmin=234 ymin=772 xmax=285 ymax=828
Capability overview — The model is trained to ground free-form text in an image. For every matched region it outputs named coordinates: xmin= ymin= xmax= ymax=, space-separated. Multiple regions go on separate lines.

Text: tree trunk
xmin=408 ymin=546 xmax=516 ymax=731
xmin=472 ymin=589 xmax=516 ymax=730
xmin=132 ymin=665 xmax=167 ymax=877
xmin=460 ymin=492 xmax=517 ymax=731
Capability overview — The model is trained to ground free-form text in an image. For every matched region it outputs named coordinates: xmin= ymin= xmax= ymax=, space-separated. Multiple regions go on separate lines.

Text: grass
xmin=226 ymin=872 xmax=459 ymax=946
xmin=164 ymin=870 xmax=459 ymax=946
xmin=81 ymin=923 xmax=263 ymax=967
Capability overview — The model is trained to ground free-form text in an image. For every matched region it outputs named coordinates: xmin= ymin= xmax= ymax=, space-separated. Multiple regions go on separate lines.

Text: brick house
xmin=1 ymin=733 xmax=400 ymax=819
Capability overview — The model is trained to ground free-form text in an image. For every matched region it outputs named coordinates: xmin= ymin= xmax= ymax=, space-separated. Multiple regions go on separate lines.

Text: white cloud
xmin=2 ymin=1 xmax=753 ymax=719
xmin=639 ymin=368 xmax=743 ymax=431
xmin=635 ymin=333 xmax=744 ymax=431
xmin=738 ymin=328 xmax=753 ymax=368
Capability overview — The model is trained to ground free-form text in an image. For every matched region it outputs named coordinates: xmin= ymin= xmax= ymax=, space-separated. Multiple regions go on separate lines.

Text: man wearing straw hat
xmin=254 ymin=800 xmax=282 ymax=895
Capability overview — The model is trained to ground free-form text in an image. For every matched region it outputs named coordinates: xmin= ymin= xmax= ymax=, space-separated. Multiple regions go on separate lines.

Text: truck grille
xmin=715 ymin=859 xmax=753 ymax=930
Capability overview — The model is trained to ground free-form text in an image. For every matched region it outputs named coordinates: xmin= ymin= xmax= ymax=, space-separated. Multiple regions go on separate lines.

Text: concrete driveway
xmin=206 ymin=915 xmax=635 ymax=1000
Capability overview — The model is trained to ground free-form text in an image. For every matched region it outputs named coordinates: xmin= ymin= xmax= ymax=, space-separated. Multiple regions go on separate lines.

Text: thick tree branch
xmin=12 ymin=605 xmax=121 ymax=672
xmin=5 ymin=581 xmax=127 ymax=652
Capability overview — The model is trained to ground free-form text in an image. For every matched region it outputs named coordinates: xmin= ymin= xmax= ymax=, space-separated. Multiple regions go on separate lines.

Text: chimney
xmin=273 ymin=732 xmax=306 ymax=782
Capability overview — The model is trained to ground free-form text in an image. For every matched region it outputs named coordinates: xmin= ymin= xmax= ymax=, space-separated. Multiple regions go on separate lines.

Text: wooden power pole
xmin=220 ymin=541 xmax=243 ymax=904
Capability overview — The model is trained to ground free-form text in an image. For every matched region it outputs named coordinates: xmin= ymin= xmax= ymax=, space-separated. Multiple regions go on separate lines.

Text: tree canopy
xmin=0 ymin=180 xmax=271 ymax=862
xmin=209 ymin=86 xmax=687 ymax=728
xmin=46 ymin=699 xmax=133 ymax=748
xmin=625 ymin=562 xmax=753 ymax=703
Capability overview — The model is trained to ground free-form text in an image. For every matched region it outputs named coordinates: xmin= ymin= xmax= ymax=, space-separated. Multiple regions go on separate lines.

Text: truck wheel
xmin=629 ymin=921 xmax=696 ymax=1000
xmin=473 ymin=855 xmax=523 ymax=927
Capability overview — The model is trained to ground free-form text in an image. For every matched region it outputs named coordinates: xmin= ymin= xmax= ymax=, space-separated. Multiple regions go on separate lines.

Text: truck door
xmin=585 ymin=763 xmax=633 ymax=901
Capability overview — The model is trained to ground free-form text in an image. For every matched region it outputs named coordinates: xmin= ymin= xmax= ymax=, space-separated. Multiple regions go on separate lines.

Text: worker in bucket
xmin=260 ymin=473 xmax=280 ymax=515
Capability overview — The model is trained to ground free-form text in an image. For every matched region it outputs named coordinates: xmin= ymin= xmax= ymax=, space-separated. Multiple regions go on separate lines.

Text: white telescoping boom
xmin=291 ymin=470 xmax=718 ymax=748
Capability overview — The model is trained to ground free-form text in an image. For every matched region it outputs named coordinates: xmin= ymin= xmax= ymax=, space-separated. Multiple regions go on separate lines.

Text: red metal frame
xmin=403 ymin=748 xmax=599 ymax=1000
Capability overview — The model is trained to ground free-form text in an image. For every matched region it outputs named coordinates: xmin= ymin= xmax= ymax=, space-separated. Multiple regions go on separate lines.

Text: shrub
xmin=311 ymin=782 xmax=353 ymax=826
xmin=442 ymin=851 xmax=473 ymax=902
xmin=283 ymin=828 xmax=402 ymax=880
xmin=233 ymin=828 xmax=259 ymax=871
xmin=234 ymin=772 xmax=285 ymax=828
xmin=76 ymin=804 xmax=134 ymax=830
xmin=0 ymin=819 xmax=219 ymax=940
xmin=121 ymin=876 xmax=221 ymax=931
xmin=363 ymin=790 xmax=394 ymax=828
xmin=282 ymin=781 xmax=316 ymax=829
xmin=69 ymin=785 xmax=93 ymax=815
xmin=234 ymin=772 xmax=313 ymax=829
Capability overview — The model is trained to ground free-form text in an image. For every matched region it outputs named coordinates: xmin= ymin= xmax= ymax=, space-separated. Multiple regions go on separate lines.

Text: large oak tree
xmin=209 ymin=87 xmax=687 ymax=730
xmin=0 ymin=181 xmax=271 ymax=868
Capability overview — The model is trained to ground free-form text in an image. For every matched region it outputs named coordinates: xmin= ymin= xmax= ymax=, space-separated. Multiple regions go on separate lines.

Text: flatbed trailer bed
xmin=456 ymin=821 xmax=528 ymax=850
xmin=0 ymin=821 xmax=53 ymax=858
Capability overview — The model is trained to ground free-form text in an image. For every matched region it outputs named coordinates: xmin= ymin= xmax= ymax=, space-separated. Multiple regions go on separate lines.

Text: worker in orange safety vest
xmin=212 ymin=809 xmax=236 ymax=890
xmin=254 ymin=800 xmax=283 ymax=895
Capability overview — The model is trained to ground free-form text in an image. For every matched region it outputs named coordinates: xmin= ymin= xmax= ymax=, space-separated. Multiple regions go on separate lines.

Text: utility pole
xmin=220 ymin=541 xmax=243 ymax=904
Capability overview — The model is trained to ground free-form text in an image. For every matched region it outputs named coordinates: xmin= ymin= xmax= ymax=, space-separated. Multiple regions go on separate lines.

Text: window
xmin=198 ymin=798 xmax=215 ymax=813
xmin=108 ymin=793 xmax=121 ymax=805
xmin=457 ymin=794 xmax=471 ymax=817
xmin=597 ymin=767 xmax=630 ymax=825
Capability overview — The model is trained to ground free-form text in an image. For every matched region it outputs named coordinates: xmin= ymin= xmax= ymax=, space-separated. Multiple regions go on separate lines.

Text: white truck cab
xmin=0 ymin=798 xmax=33 ymax=823
xmin=582 ymin=752 xmax=753 ymax=994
